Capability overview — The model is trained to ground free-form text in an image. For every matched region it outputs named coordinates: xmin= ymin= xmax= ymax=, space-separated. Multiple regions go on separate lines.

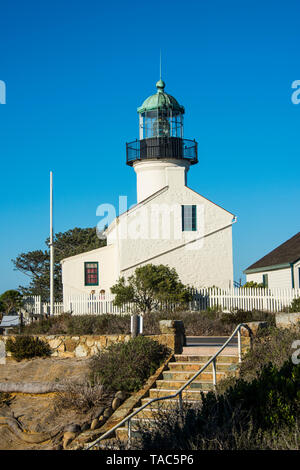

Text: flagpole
xmin=50 ymin=171 xmax=54 ymax=315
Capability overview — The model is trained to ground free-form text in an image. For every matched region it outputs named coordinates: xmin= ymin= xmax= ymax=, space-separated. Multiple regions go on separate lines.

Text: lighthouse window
xmin=84 ymin=262 xmax=99 ymax=286
xmin=182 ymin=205 xmax=197 ymax=231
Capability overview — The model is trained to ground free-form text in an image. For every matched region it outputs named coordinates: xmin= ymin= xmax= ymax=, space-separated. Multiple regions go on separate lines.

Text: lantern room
xmin=138 ymin=79 xmax=184 ymax=139
xmin=126 ymin=78 xmax=198 ymax=166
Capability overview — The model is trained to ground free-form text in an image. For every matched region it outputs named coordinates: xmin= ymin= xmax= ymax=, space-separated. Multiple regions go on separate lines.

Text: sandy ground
xmin=0 ymin=357 xmax=94 ymax=450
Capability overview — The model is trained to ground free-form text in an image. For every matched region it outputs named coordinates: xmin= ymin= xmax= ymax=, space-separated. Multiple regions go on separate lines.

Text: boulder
xmin=112 ymin=397 xmax=121 ymax=411
xmin=90 ymin=418 xmax=100 ymax=430
xmin=63 ymin=431 xmax=76 ymax=449
xmin=103 ymin=407 xmax=113 ymax=418
xmin=114 ymin=390 xmax=127 ymax=401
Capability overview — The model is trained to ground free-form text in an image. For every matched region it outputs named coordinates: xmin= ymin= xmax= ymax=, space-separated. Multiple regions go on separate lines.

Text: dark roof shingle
xmin=245 ymin=231 xmax=300 ymax=272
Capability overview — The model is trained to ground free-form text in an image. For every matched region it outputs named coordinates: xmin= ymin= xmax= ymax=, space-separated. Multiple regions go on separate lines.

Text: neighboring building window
xmin=182 ymin=205 xmax=197 ymax=231
xmin=84 ymin=262 xmax=99 ymax=286
xmin=262 ymin=274 xmax=268 ymax=288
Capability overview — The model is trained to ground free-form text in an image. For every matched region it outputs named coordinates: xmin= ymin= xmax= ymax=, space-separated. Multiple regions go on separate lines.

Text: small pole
xmin=178 ymin=391 xmax=183 ymax=411
xmin=50 ymin=171 xmax=54 ymax=316
xmin=128 ymin=418 xmax=131 ymax=447
xmin=212 ymin=358 xmax=217 ymax=388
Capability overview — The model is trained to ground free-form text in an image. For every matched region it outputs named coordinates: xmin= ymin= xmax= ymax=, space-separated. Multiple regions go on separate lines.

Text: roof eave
xmin=244 ymin=262 xmax=291 ymax=274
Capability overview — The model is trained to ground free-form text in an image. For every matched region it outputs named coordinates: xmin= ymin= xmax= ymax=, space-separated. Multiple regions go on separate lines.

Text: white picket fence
xmin=23 ymin=288 xmax=300 ymax=316
xmin=190 ymin=287 xmax=300 ymax=312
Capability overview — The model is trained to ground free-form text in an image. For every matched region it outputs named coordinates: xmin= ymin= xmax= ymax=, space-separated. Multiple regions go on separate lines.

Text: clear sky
xmin=0 ymin=0 xmax=299 ymax=292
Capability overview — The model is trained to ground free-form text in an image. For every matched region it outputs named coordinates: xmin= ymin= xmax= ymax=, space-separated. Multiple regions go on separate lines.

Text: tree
xmin=243 ymin=281 xmax=264 ymax=288
xmin=0 ymin=290 xmax=23 ymax=314
xmin=12 ymin=227 xmax=106 ymax=301
xmin=111 ymin=264 xmax=192 ymax=314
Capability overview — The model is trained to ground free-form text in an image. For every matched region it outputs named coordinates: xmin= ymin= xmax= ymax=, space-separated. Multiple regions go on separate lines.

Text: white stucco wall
xmin=106 ymin=167 xmax=234 ymax=289
xmin=246 ymin=267 xmax=292 ymax=289
xmin=61 ymin=244 xmax=118 ymax=298
xmin=133 ymin=159 xmax=189 ymax=203
xmin=62 ymin=164 xmax=235 ymax=298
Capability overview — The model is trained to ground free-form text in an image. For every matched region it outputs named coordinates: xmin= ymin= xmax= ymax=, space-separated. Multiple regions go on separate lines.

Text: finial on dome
xmin=156 ymin=78 xmax=165 ymax=92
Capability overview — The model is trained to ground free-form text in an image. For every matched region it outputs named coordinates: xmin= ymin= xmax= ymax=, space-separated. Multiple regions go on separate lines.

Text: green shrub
xmin=289 ymin=297 xmax=300 ymax=313
xmin=90 ymin=336 xmax=170 ymax=393
xmin=220 ymin=309 xmax=275 ymax=326
xmin=5 ymin=335 xmax=51 ymax=361
xmin=16 ymin=313 xmax=132 ymax=336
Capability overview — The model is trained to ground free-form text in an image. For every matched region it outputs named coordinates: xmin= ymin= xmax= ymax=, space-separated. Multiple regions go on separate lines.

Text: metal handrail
xmin=85 ymin=323 xmax=247 ymax=450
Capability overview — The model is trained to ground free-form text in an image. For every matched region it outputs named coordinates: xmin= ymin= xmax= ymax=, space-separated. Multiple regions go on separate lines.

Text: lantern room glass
xmin=139 ymin=109 xmax=184 ymax=140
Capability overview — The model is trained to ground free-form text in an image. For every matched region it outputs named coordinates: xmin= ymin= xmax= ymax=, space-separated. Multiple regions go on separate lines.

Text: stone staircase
xmin=115 ymin=352 xmax=239 ymax=441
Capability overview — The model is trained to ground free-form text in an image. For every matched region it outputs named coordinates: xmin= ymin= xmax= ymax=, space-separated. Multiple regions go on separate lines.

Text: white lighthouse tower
xmin=126 ymin=78 xmax=198 ymax=202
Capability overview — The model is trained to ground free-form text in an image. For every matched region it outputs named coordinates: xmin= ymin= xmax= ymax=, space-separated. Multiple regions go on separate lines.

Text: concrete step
xmin=116 ymin=426 xmax=142 ymax=441
xmin=156 ymin=379 xmax=215 ymax=390
xmin=167 ymin=363 xmax=228 ymax=376
xmin=129 ymin=407 xmax=170 ymax=419
xmin=149 ymin=388 xmax=203 ymax=400
xmin=173 ymin=354 xmax=239 ymax=364
xmin=140 ymin=397 xmax=204 ymax=408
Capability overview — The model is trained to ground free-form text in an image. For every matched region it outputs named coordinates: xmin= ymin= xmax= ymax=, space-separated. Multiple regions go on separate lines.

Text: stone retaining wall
xmin=1 ymin=331 xmax=182 ymax=361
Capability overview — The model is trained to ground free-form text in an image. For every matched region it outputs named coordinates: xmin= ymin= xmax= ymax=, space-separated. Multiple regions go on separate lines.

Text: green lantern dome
xmin=137 ymin=79 xmax=185 ymax=115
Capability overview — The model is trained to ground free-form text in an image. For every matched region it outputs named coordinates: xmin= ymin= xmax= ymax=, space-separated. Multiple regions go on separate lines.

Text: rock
xmin=92 ymin=406 xmax=105 ymax=419
xmin=74 ymin=344 xmax=89 ymax=357
xmin=64 ymin=424 xmax=81 ymax=434
xmin=241 ymin=322 xmax=268 ymax=337
xmin=64 ymin=339 xmax=77 ymax=352
xmin=63 ymin=431 xmax=76 ymax=449
xmin=80 ymin=422 xmax=90 ymax=432
xmin=114 ymin=390 xmax=127 ymax=401
xmin=48 ymin=338 xmax=62 ymax=350
xmin=111 ymin=397 xmax=121 ymax=411
xmin=98 ymin=415 xmax=106 ymax=426
xmin=86 ymin=338 xmax=95 ymax=347
xmin=90 ymin=418 xmax=100 ymax=430
xmin=103 ymin=407 xmax=113 ymax=418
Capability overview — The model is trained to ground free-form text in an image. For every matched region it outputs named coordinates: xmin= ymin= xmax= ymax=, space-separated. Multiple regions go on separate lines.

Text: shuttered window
xmin=84 ymin=262 xmax=99 ymax=286
xmin=262 ymin=274 xmax=268 ymax=288
xmin=182 ymin=205 xmax=197 ymax=231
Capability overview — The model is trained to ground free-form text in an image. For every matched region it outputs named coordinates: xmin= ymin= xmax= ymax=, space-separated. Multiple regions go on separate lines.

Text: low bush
xmin=220 ymin=308 xmax=275 ymax=326
xmin=16 ymin=313 xmax=132 ymax=336
xmin=5 ymin=335 xmax=51 ymax=361
xmin=55 ymin=378 xmax=112 ymax=412
xmin=289 ymin=297 xmax=300 ymax=313
xmin=15 ymin=308 xmax=274 ymax=337
xmin=238 ymin=324 xmax=300 ymax=382
xmin=90 ymin=336 xmax=170 ymax=393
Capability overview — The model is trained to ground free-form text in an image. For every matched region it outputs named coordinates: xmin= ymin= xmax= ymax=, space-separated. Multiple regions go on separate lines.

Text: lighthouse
xmin=126 ymin=78 xmax=198 ymax=202
xmin=61 ymin=76 xmax=235 ymax=299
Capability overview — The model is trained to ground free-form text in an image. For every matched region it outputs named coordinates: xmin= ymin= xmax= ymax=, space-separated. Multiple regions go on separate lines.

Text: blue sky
xmin=0 ymin=0 xmax=299 ymax=292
